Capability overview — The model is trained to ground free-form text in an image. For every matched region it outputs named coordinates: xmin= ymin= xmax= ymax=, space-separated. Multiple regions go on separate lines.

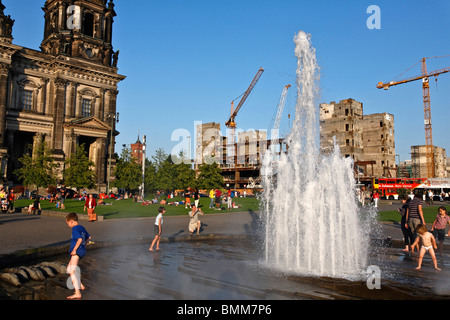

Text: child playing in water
xmin=431 ymin=206 xmax=450 ymax=255
xmin=149 ymin=206 xmax=165 ymax=251
xmin=65 ymin=212 xmax=91 ymax=299
xmin=411 ymin=224 xmax=440 ymax=271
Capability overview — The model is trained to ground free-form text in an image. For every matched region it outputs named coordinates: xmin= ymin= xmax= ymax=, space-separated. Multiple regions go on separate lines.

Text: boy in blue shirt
xmin=65 ymin=212 xmax=91 ymax=300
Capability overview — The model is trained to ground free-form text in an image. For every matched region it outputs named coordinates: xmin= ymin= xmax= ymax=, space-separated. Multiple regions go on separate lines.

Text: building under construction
xmin=320 ymin=98 xmax=396 ymax=182
xmin=195 ymin=97 xmax=398 ymax=189
xmin=411 ymin=145 xmax=447 ymax=178
xmin=194 ymin=121 xmax=284 ymax=189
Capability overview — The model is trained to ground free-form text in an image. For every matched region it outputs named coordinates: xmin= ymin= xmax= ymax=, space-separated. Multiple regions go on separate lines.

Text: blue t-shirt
xmin=70 ymin=225 xmax=90 ymax=258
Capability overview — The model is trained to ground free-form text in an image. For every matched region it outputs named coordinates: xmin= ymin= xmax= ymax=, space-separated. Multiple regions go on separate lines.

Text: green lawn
xmin=14 ymin=196 xmax=261 ymax=220
xmin=14 ymin=196 xmax=450 ymax=223
xmin=376 ymin=204 xmax=450 ymax=224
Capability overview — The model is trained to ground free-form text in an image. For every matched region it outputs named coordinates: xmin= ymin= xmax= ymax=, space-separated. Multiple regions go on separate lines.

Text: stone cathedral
xmin=0 ymin=0 xmax=125 ymax=188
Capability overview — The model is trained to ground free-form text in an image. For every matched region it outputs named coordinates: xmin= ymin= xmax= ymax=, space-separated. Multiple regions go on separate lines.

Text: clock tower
xmin=0 ymin=0 xmax=125 ymax=189
xmin=41 ymin=0 xmax=118 ymax=67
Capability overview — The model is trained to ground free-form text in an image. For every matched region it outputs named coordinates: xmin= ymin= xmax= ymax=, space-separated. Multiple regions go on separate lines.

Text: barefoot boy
xmin=149 ymin=207 xmax=165 ymax=251
xmin=411 ymin=224 xmax=441 ymax=271
xmin=65 ymin=212 xmax=91 ymax=299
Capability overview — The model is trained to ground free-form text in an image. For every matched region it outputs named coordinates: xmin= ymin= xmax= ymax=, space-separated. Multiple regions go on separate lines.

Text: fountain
xmin=261 ymin=31 xmax=372 ymax=278
xmin=3 ymin=31 xmax=450 ymax=301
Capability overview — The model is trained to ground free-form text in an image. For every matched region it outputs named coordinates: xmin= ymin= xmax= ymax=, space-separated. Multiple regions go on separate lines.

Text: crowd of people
xmin=0 ymin=186 xmax=16 ymax=214
xmin=140 ymin=188 xmax=246 ymax=211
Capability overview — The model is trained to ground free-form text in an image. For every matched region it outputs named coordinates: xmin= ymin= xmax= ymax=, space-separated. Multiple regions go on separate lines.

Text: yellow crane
xmin=225 ymin=67 xmax=264 ymax=164
xmin=377 ymin=56 xmax=450 ymax=178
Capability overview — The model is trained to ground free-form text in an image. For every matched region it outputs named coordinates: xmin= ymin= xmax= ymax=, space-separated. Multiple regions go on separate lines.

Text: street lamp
xmin=107 ymin=112 xmax=119 ymax=196
xmin=141 ymin=134 xmax=146 ymax=199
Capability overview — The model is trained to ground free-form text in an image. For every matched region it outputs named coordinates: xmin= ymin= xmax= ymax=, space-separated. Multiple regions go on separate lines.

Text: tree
xmin=113 ymin=146 xmax=142 ymax=192
xmin=155 ymin=154 xmax=176 ymax=192
xmin=14 ymin=140 xmax=58 ymax=193
xmin=172 ymin=151 xmax=196 ymax=190
xmin=144 ymin=158 xmax=157 ymax=193
xmin=196 ymin=160 xmax=224 ymax=189
xmin=64 ymin=144 xmax=96 ymax=189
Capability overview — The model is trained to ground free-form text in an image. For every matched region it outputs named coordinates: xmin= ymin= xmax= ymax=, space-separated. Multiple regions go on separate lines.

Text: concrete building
xmin=194 ymin=122 xmax=275 ymax=188
xmin=319 ymin=99 xmax=364 ymax=161
xmin=319 ymin=99 xmax=395 ymax=178
xmin=397 ymin=160 xmax=413 ymax=178
xmin=362 ymin=113 xmax=396 ymax=177
xmin=411 ymin=145 xmax=447 ymax=178
xmin=0 ymin=0 xmax=125 ymax=187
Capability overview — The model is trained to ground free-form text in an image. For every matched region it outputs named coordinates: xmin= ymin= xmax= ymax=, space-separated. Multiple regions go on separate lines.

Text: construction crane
xmin=225 ymin=67 xmax=264 ymax=164
xmin=269 ymin=84 xmax=291 ymax=162
xmin=377 ymin=56 xmax=450 ymax=178
xmin=272 ymin=84 xmax=291 ymax=134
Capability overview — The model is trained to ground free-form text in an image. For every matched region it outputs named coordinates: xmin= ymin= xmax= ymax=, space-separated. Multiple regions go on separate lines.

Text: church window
xmin=81 ymin=99 xmax=92 ymax=117
xmin=84 ymin=13 xmax=94 ymax=37
xmin=22 ymin=90 xmax=33 ymax=110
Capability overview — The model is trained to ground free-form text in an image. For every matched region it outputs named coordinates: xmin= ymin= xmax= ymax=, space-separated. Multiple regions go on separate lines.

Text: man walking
xmin=405 ymin=190 xmax=425 ymax=242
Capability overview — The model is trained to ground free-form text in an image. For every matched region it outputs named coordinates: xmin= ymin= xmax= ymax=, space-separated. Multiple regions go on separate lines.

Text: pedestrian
xmin=405 ymin=190 xmax=425 ymax=242
xmin=7 ymin=189 xmax=14 ymax=213
xmin=194 ymin=188 xmax=200 ymax=208
xmin=185 ymin=189 xmax=191 ymax=209
xmin=215 ymin=188 xmax=222 ymax=209
xmin=28 ymin=197 xmax=41 ymax=214
xmin=60 ymin=184 xmax=67 ymax=210
xmin=227 ymin=188 xmax=232 ymax=210
xmin=398 ymin=196 xmax=413 ymax=252
xmin=373 ymin=191 xmax=379 ymax=208
xmin=411 ymin=224 xmax=440 ymax=271
xmin=0 ymin=186 xmax=5 ymax=199
xmin=188 ymin=204 xmax=204 ymax=235
xmin=209 ymin=188 xmax=215 ymax=208
xmin=149 ymin=206 xmax=165 ymax=251
xmin=84 ymin=194 xmax=97 ymax=222
xmin=65 ymin=212 xmax=91 ymax=299
xmin=431 ymin=206 xmax=450 ymax=255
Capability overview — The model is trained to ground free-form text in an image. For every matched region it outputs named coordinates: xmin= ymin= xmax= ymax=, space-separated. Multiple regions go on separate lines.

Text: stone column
xmin=98 ymin=89 xmax=105 ymax=120
xmin=63 ymin=129 xmax=76 ymax=158
xmin=75 ymin=89 xmax=82 ymax=117
xmin=38 ymin=78 xmax=47 ymax=114
xmin=66 ymin=81 xmax=75 ymax=118
xmin=0 ymin=63 xmax=9 ymax=146
xmin=52 ymin=77 xmax=66 ymax=151
xmin=32 ymin=133 xmax=44 ymax=158
xmin=96 ymin=138 xmax=106 ymax=183
xmin=103 ymin=89 xmax=111 ymax=117
xmin=93 ymin=96 xmax=100 ymax=118
xmin=0 ymin=63 xmax=9 ymax=178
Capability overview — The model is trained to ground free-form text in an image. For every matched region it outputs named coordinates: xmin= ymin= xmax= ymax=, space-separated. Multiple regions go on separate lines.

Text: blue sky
xmin=3 ymin=0 xmax=450 ymax=163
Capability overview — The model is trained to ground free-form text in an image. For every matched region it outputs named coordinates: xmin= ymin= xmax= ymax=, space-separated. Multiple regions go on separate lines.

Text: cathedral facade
xmin=0 ymin=0 xmax=125 ymax=188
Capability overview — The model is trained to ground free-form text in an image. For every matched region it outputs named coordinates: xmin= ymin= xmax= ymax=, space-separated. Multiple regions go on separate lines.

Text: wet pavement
xmin=1 ymin=203 xmax=450 ymax=300
xmin=3 ymin=237 xmax=450 ymax=300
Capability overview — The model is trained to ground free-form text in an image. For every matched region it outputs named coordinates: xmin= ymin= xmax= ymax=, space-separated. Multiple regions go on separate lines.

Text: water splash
xmin=261 ymin=31 xmax=370 ymax=279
